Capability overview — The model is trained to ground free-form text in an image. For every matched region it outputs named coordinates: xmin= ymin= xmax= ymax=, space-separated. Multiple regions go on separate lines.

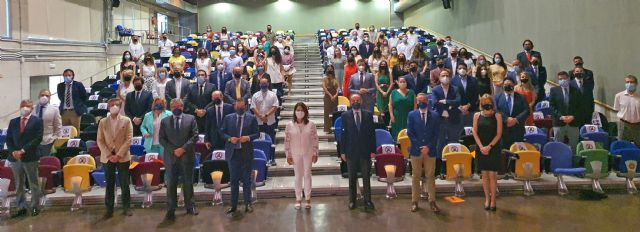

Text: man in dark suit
xmin=568 ymin=56 xmax=594 ymax=81
xmin=524 ymin=55 xmax=547 ymax=102
xmin=516 ymin=39 xmax=542 ymax=68
xmin=211 ymin=59 xmax=232 ymax=91
xmin=57 ymin=69 xmax=87 ymax=130
xmin=428 ymin=39 xmax=448 ymax=69
xmin=358 ymin=33 xmax=374 ymax=60
xmin=348 ymin=62 xmax=376 ymax=112
xmin=444 ymin=48 xmax=463 ymax=76
xmin=550 ymin=71 xmax=584 ymax=151
xmin=221 ymin=98 xmax=259 ymax=216
xmin=201 ymin=37 xmax=214 ymax=52
xmin=340 ymin=94 xmax=376 ymax=211
xmin=494 ymin=78 xmax=530 ymax=148
xmin=164 ymin=71 xmax=191 ymax=104
xmin=403 ymin=61 xmax=429 ymax=94
xmin=407 ymin=93 xmax=441 ymax=213
xmin=571 ymin=66 xmax=595 ymax=113
xmin=432 ymin=69 xmax=461 ymax=162
xmin=452 ymin=63 xmax=479 ymax=126
xmin=205 ymin=91 xmax=234 ymax=152
xmin=125 ymin=77 xmax=153 ymax=136
xmin=6 ymin=100 xmax=43 ymax=217
xmin=188 ymin=70 xmax=216 ymax=132
xmin=224 ymin=67 xmax=251 ymax=104
xmin=158 ymin=99 xmax=199 ymax=222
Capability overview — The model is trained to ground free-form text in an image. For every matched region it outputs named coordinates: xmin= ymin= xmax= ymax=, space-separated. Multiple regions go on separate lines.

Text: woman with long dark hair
xmin=120 ymin=51 xmax=137 ymax=80
xmin=489 ymin=52 xmax=508 ymax=96
xmin=322 ymin=64 xmax=339 ymax=133
xmin=266 ymin=46 xmax=286 ymax=97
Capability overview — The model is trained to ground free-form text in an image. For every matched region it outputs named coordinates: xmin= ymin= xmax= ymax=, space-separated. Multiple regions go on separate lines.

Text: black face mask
xmin=213 ymin=98 xmax=221 ymax=105
xmin=380 ymin=65 xmax=388 ymax=70
xmin=504 ymin=85 xmax=514 ymax=92
xmin=574 ymin=73 xmax=583 ymax=79
xmin=410 ymin=67 xmax=418 ymax=72
xmin=436 ymin=41 xmax=444 ymax=46
xmin=124 ymin=76 xmax=132 ymax=82
xmin=437 ymin=64 xmax=444 ymax=68
xmin=134 ymin=85 xmax=143 ymax=91
xmin=520 ymin=79 xmax=529 ymax=84
xmin=575 ymin=62 xmax=584 ymax=67
xmin=482 ymin=104 xmax=493 ymax=110
xmin=234 ymin=73 xmax=241 ymax=79
xmin=326 ymin=70 xmax=335 ymax=75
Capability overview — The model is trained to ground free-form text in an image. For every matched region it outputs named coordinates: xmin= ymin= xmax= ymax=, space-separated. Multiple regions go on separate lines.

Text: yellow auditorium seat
xmin=509 ymin=142 xmax=542 ymax=180
xmin=53 ymin=126 xmax=79 ymax=148
xmin=442 ymin=144 xmax=473 ymax=180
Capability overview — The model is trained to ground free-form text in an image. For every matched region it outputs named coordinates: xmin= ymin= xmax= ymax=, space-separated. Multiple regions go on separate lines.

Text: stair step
xmin=283 ymin=94 xmax=324 ymax=101
xmin=288 ymin=88 xmax=324 ymax=94
xmin=268 ymin=157 xmax=341 ymax=176
xmin=282 ymin=101 xmax=324 ymax=108
xmin=275 ymin=141 xmax=337 ymax=157
xmin=277 ymin=119 xmax=323 ymax=130
xmin=274 ymin=130 xmax=334 ymax=142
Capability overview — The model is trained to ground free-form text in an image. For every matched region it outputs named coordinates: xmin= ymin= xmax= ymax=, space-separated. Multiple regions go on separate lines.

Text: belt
xmin=620 ymin=119 xmax=640 ymax=125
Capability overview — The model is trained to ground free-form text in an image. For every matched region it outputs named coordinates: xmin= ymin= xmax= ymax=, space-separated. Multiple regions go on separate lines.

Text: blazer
xmin=210 ymin=70 xmax=232 ymax=91
xmin=340 ymin=110 xmax=376 ymax=160
xmin=407 ymin=109 xmax=440 ymax=157
xmin=284 ymin=121 xmax=319 ymax=158
xmin=516 ymin=50 xmax=542 ymax=68
xmin=571 ymin=78 xmax=595 ymax=113
xmin=34 ymin=103 xmax=62 ymax=145
xmin=140 ymin=110 xmax=173 ymax=152
xmin=125 ymin=90 xmax=153 ymax=119
xmin=57 ymin=81 xmax=88 ymax=116
xmin=204 ymin=103 xmax=234 ymax=145
xmin=223 ymin=78 xmax=251 ymax=104
xmin=187 ymin=82 xmax=216 ymax=113
xmin=158 ymin=114 xmax=199 ymax=163
xmin=348 ymin=72 xmax=376 ymax=111
xmin=525 ymin=65 xmax=547 ymax=100
xmin=444 ymin=57 xmax=464 ymax=75
xmin=549 ymin=85 xmax=585 ymax=127
xmin=201 ymin=39 xmax=214 ymax=52
xmin=358 ymin=42 xmax=375 ymax=59
xmin=432 ymin=85 xmax=462 ymax=124
xmin=6 ymin=115 xmax=43 ymax=162
xmin=96 ymin=115 xmax=133 ymax=163
xmin=428 ymin=46 xmax=448 ymax=67
xmin=403 ymin=72 xmax=429 ymax=94
xmin=220 ymin=113 xmax=260 ymax=160
xmin=451 ymin=75 xmax=480 ymax=112
xmin=165 ymin=77 xmax=191 ymax=102
xmin=494 ymin=92 xmax=530 ymax=125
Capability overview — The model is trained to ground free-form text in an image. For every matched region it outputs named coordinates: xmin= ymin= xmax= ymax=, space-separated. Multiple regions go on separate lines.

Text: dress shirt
xmin=251 ymin=90 xmax=279 ymax=125
xmin=615 ymin=90 xmax=640 ymax=123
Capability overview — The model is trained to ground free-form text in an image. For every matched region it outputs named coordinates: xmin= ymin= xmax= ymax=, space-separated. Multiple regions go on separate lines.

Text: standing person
xmin=549 ymin=72 xmax=583 ymax=152
xmin=140 ymin=97 xmax=173 ymax=154
xmin=251 ymin=63 xmax=271 ymax=95
xmin=97 ymin=98 xmax=133 ymax=218
xmin=329 ymin=47 xmax=345 ymax=88
xmin=154 ymin=68 xmax=169 ymax=99
xmin=211 ymin=59 xmax=232 ymax=91
xmin=205 ymin=91 xmax=234 ymax=152
xmin=429 ymin=39 xmax=449 ymax=69
xmin=343 ymin=55 xmax=358 ymax=98
xmin=195 ymin=48 xmax=212 ymax=78
xmin=223 ymin=46 xmax=244 ymax=73
xmin=348 ymin=61 xmax=376 ymax=112
xmin=141 ymin=55 xmax=157 ymax=96
xmin=264 ymin=25 xmax=276 ymax=43
xmin=391 ymin=53 xmax=408 ymax=84
xmin=187 ymin=70 xmax=216 ymax=133
xmin=614 ymin=75 xmax=640 ymax=143
xmin=568 ymin=56 xmax=594 ymax=81
xmin=407 ymin=94 xmax=440 ymax=213
xmin=224 ymin=67 xmax=251 ymax=104
xmin=571 ymin=66 xmax=595 ymax=113
xmin=524 ymin=55 xmax=547 ymax=102
xmin=117 ymin=70 xmax=135 ymax=116
xmin=432 ymin=69 xmax=462 ymax=167
xmin=128 ymin=35 xmax=144 ymax=64
xmin=429 ymin=58 xmax=445 ymax=88
xmin=476 ymin=65 xmax=493 ymax=97
xmin=322 ymin=65 xmax=340 ymax=133
xmin=251 ymin=78 xmax=280 ymax=166
xmin=514 ymin=72 xmax=537 ymax=125
xmin=358 ymin=33 xmax=374 ymax=60
xmin=389 ymin=77 xmax=416 ymax=139
xmin=57 ymin=69 xmax=87 ymax=130
xmin=516 ymin=39 xmax=541 ymax=69
xmin=473 ymin=94 xmax=503 ymax=211
xmin=489 ymin=53 xmax=508 ymax=96
xmin=158 ymin=33 xmax=174 ymax=65
xmin=159 ymin=99 xmax=199 ymax=222
xmin=6 ymin=100 xmax=43 ymax=218
xmin=285 ymin=102 xmax=319 ymax=209
xmin=165 ymin=71 xmax=191 ymax=103
xmin=125 ymin=77 xmax=153 ymax=136
xmin=168 ymin=47 xmax=186 ymax=77
xmin=494 ymin=78 xmax=529 ymax=149
xmin=340 ymin=94 xmax=376 ymax=211
xmin=34 ymin=89 xmax=61 ymax=157
xmin=452 ymin=63 xmax=479 ymax=127
xmin=282 ymin=46 xmax=296 ymax=96
xmin=119 ymin=51 xmax=137 ymax=80
xmin=221 ymin=98 xmax=259 ymax=216
xmin=266 ymin=47 xmax=287 ymax=98
xmin=375 ymin=61 xmax=393 ymax=119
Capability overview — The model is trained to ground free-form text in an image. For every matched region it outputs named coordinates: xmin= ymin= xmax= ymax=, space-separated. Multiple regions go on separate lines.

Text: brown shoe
xmin=410 ymin=202 xmax=419 ymax=212
xmin=429 ymin=202 xmax=440 ymax=213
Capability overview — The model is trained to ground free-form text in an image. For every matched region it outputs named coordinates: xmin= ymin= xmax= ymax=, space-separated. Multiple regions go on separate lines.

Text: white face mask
xmin=358 ymin=66 xmax=366 ymax=72
xmin=20 ymin=107 xmax=32 ymax=117
xmin=217 ymin=64 xmax=224 ymax=70
xmin=295 ymin=111 xmax=305 ymax=120
xmin=481 ymin=70 xmax=488 ymax=76
xmin=110 ymin=106 xmax=120 ymax=115
xmin=458 ymin=69 xmax=467 ymax=76
xmin=39 ymin=96 xmax=49 ymax=105
xmin=440 ymin=77 xmax=450 ymax=85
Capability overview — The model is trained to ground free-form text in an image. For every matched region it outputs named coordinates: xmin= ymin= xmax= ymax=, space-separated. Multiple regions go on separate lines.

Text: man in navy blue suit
xmin=6 ymin=100 xmax=43 ymax=217
xmin=451 ymin=63 xmax=479 ymax=126
xmin=571 ymin=66 xmax=595 ymax=114
xmin=524 ymin=55 xmax=547 ymax=102
xmin=494 ymin=78 xmax=530 ymax=148
xmin=407 ymin=93 xmax=441 ymax=213
xmin=221 ymin=98 xmax=259 ymax=216
xmin=210 ymin=59 xmax=232 ymax=91
xmin=125 ymin=77 xmax=153 ymax=136
xmin=340 ymin=94 xmax=376 ymax=211
xmin=57 ymin=69 xmax=87 ymax=130
xmin=549 ymin=71 xmax=584 ymax=152
xmin=432 ymin=69 xmax=461 ymax=173
xmin=205 ymin=91 xmax=234 ymax=152
xmin=516 ymin=39 xmax=542 ymax=68
xmin=428 ymin=39 xmax=448 ymax=69
xmin=358 ymin=33 xmax=374 ymax=60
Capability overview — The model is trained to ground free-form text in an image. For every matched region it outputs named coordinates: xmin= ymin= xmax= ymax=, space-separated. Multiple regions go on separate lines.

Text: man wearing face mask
xmin=211 ymin=59 xmax=232 ymax=91
xmin=388 ymin=32 xmax=399 ymax=49
xmin=348 ymin=32 xmax=362 ymax=50
xmin=205 ymin=91 xmax=234 ymax=152
xmin=614 ymin=75 xmax=640 ymax=143
xmin=125 ymin=77 xmax=153 ymax=136
xmin=506 ymin=59 xmax=522 ymax=84
xmin=221 ymin=98 xmax=260 ymax=216
xmin=158 ymin=33 xmax=174 ymax=65
xmin=354 ymin=22 xmax=365 ymax=39
xmin=430 ymin=57 xmax=445 ymax=87
xmin=516 ymin=39 xmax=542 ymax=69
xmin=188 ymin=70 xmax=216 ymax=133
xmin=349 ymin=61 xmax=376 ymax=112
xmin=494 ymin=78 xmax=529 ymax=149
xmin=524 ymin=55 xmax=547 ymax=102
xmin=444 ymin=48 xmax=463 ymax=76
xmin=403 ymin=61 xmax=427 ymax=93
xmin=224 ymin=67 xmax=251 ymax=104
xmin=549 ymin=72 xmax=583 ymax=152
xmin=429 ymin=39 xmax=448 ymax=69
xmin=128 ymin=35 xmax=145 ymax=64
xmin=159 ymin=99 xmax=199 ymax=222
xmin=397 ymin=35 xmax=410 ymax=60
xmin=224 ymin=47 xmax=244 ymax=72
xmin=326 ymin=38 xmax=343 ymax=60
xmin=165 ymin=71 xmax=191 ymax=103
xmin=57 ymin=69 xmax=87 ymax=130
xmin=358 ymin=33 xmax=374 ymax=60
xmin=568 ymin=56 xmax=594 ymax=80
xmin=452 ymin=63 xmax=480 ymax=126
xmin=34 ymin=89 xmax=61 ymax=157
xmin=6 ymin=100 xmax=43 ymax=218
xmin=571 ymin=66 xmax=595 ymax=113
xmin=407 ymin=27 xmax=420 ymax=52
xmin=251 ymin=78 xmax=280 ymax=166
xmin=432 ymin=69 xmax=462 ymax=175
xmin=97 ymin=98 xmax=133 ymax=218
xmin=265 ymin=24 xmax=275 ymax=43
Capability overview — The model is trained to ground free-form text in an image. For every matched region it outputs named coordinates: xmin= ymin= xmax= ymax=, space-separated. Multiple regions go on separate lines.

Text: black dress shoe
xmin=122 ymin=209 xmax=132 ymax=216
xmin=102 ymin=210 xmax=114 ymax=220
xmin=31 ymin=208 xmax=41 ymax=216
xmin=11 ymin=208 xmax=27 ymax=218
xmin=187 ymin=207 xmax=199 ymax=215
xmin=164 ymin=211 xmax=176 ymax=222
xmin=365 ymin=201 xmax=375 ymax=210
xmin=410 ymin=202 xmax=419 ymax=212
xmin=245 ymin=204 xmax=253 ymax=213
xmin=226 ymin=207 xmax=237 ymax=216
xmin=429 ymin=202 xmax=440 ymax=213
xmin=348 ymin=202 xmax=356 ymax=210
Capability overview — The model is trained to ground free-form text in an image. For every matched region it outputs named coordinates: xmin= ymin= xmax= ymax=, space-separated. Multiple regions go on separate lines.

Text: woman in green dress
xmin=375 ymin=60 xmax=394 ymax=120
xmin=389 ymin=76 xmax=416 ymax=139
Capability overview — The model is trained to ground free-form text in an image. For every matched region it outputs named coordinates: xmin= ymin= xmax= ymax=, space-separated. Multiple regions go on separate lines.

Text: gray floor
xmin=2 ymin=193 xmax=640 ymax=232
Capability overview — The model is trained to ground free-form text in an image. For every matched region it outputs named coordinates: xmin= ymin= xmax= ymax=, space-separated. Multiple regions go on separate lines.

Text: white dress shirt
xmin=615 ymin=90 xmax=640 ymax=123
xmin=158 ymin=39 xmax=174 ymax=58
xmin=251 ymin=90 xmax=279 ymax=125
xmin=129 ymin=42 xmax=145 ymax=60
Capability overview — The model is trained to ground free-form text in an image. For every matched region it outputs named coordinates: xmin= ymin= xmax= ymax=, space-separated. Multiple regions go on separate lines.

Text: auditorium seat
xmin=580 ymin=125 xmax=610 ymax=149
xmin=253 ymin=149 xmax=268 ymax=185
xmin=0 ymin=166 xmax=15 ymax=192
xmin=132 ymin=161 xmax=164 ymax=191
xmin=542 ymin=142 xmax=586 ymax=195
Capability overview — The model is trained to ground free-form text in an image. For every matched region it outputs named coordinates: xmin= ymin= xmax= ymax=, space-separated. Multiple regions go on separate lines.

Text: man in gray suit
xmin=159 ymin=99 xmax=199 ymax=222
xmin=34 ymin=89 xmax=61 ymax=157
xmin=348 ymin=62 xmax=377 ymax=112
xmin=224 ymin=67 xmax=251 ymax=104
xmin=164 ymin=71 xmax=191 ymax=103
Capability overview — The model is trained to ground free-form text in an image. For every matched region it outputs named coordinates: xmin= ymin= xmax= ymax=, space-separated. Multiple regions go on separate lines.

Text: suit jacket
xmin=201 ymin=39 xmax=214 ymax=52
xmin=57 ymin=81 xmax=88 ymax=116
xmin=205 ymin=103 xmax=234 ymax=148
xmin=494 ymin=92 xmax=530 ymax=127
xmin=187 ymin=82 xmax=216 ymax=114
xmin=6 ymin=115 xmax=43 ymax=162
xmin=220 ymin=113 xmax=260 ymax=160
xmin=210 ymin=69 xmax=232 ymax=91
xmin=444 ymin=57 xmax=464 ymax=75
xmin=452 ymin=75 xmax=479 ymax=112
xmin=407 ymin=109 xmax=440 ymax=157
xmin=428 ymin=46 xmax=448 ymax=68
xmin=403 ymin=72 xmax=429 ymax=94
xmin=125 ymin=90 xmax=153 ymax=119
xmin=35 ymin=104 xmax=62 ymax=145
xmin=96 ymin=115 xmax=133 ymax=163
xmin=165 ymin=77 xmax=191 ymax=102
xmin=525 ymin=65 xmax=547 ymax=101
xmin=158 ymin=114 xmax=199 ymax=163
xmin=340 ymin=110 xmax=376 ymax=160
xmin=358 ymin=42 xmax=375 ymax=59
xmin=571 ymin=78 xmax=595 ymax=113
xmin=432 ymin=85 xmax=462 ymax=124
xmin=549 ymin=86 xmax=584 ymax=127
xmin=348 ymin=72 xmax=376 ymax=112
xmin=140 ymin=110 xmax=173 ymax=152
xmin=223 ymin=78 xmax=251 ymax=104
xmin=516 ymin=50 xmax=542 ymax=68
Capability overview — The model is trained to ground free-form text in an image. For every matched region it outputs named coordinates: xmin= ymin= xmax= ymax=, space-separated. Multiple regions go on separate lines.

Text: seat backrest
xmin=253 ymin=149 xmax=267 ymax=160
xmin=132 ymin=161 xmax=164 ymax=187
xmin=201 ymin=160 xmax=230 ymax=184
xmin=514 ymin=150 xmax=541 ymax=178
xmin=374 ymin=153 xmax=405 ymax=178
xmin=442 ymin=152 xmax=473 ymax=179
xmin=40 ymin=156 xmax=61 ymax=170
xmin=442 ymin=143 xmax=470 ymax=154
xmin=252 ymin=140 xmax=272 ymax=160
xmin=576 ymin=141 xmax=604 ymax=154
xmin=580 ymin=149 xmax=610 ymax=176
xmin=375 ymin=129 xmax=394 ymax=148
xmin=397 ymin=129 xmax=407 ymax=138
xmin=610 ymin=140 xmax=638 ymax=154
xmin=617 ymin=149 xmax=640 ymax=173
xmin=397 ymin=136 xmax=410 ymax=159
xmin=337 ymin=96 xmax=350 ymax=107
xmin=543 ymin=142 xmax=573 ymax=171
xmin=38 ymin=165 xmax=58 ymax=191
xmin=376 ymin=145 xmax=401 ymax=156
xmin=580 ymin=124 xmax=604 ymax=135
xmin=0 ymin=167 xmax=15 ymax=192
xmin=535 ymin=101 xmax=551 ymax=116
xmin=252 ymin=158 xmax=268 ymax=183
xmin=510 ymin=142 xmax=538 ymax=152
xmin=62 ymin=164 xmax=94 ymax=191
xmin=67 ymin=155 xmax=96 ymax=169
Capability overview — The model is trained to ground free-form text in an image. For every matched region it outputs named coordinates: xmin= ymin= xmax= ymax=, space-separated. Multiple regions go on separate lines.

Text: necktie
xmin=360 ymin=73 xmax=364 ymax=86
xmin=237 ymin=115 xmax=243 ymax=137
xmin=39 ymin=106 xmax=44 ymax=118
xmin=200 ymin=85 xmax=204 ymax=96
xmin=355 ymin=112 xmax=361 ymax=130
xmin=174 ymin=116 xmax=180 ymax=130
xmin=136 ymin=91 xmax=140 ymax=102
xmin=20 ymin=117 xmax=27 ymax=133
xmin=65 ymin=84 xmax=71 ymax=108
xmin=217 ymin=106 xmax=222 ymax=126
xmin=235 ymin=80 xmax=241 ymax=100
xmin=507 ymin=94 xmax=513 ymax=116
xmin=563 ymin=88 xmax=570 ymax=106
xmin=526 ymin=52 xmax=531 ymax=61
xmin=422 ymin=112 xmax=426 ymax=126
xmin=218 ymin=72 xmax=222 ymax=88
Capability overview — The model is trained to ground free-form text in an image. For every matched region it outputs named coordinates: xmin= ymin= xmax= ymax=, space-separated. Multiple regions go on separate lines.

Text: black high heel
xmin=490 ymin=204 xmax=497 ymax=211
xmin=484 ymin=203 xmax=490 ymax=211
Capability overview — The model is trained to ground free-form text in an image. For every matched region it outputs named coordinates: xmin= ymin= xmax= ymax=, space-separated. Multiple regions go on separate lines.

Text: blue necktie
xmin=355 ymin=112 xmax=361 ymax=130
xmin=507 ymin=94 xmax=513 ymax=115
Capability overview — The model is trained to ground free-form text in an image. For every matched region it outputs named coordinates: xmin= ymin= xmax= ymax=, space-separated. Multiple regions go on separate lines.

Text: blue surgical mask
xmin=351 ymin=102 xmax=361 ymax=110
xmin=230 ymin=50 xmax=237 ymax=56
xmin=559 ymin=79 xmax=570 ymax=88
xmin=172 ymin=108 xmax=182 ymax=116
xmin=256 ymin=67 xmax=265 ymax=74
xmin=418 ymin=102 xmax=428 ymax=109
xmin=197 ymin=76 xmax=205 ymax=85
xmin=159 ymin=73 xmax=166 ymax=79
xmin=154 ymin=104 xmax=164 ymax=111
xmin=64 ymin=76 xmax=73 ymax=83
xmin=479 ymin=60 xmax=486 ymax=66
xmin=260 ymin=84 xmax=269 ymax=91
xmin=626 ymin=83 xmax=637 ymax=92
xmin=235 ymin=108 xmax=245 ymax=115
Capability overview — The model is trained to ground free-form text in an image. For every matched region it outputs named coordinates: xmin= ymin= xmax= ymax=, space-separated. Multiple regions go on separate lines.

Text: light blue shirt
xmin=223 ymin=56 xmax=243 ymax=72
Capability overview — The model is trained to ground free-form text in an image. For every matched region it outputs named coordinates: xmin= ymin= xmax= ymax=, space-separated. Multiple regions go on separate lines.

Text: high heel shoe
xmin=490 ymin=204 xmax=497 ymax=211
xmin=484 ymin=201 xmax=490 ymax=211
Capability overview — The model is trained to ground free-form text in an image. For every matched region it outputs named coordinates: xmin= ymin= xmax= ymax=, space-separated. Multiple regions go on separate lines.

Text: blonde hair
xmin=152 ymin=97 xmax=166 ymax=109
xmin=121 ymin=70 xmax=135 ymax=82
xmin=516 ymin=72 xmax=535 ymax=91
xmin=479 ymin=94 xmax=495 ymax=111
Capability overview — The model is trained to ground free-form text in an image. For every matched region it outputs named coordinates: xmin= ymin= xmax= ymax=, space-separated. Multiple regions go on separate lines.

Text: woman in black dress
xmin=473 ymin=94 xmax=502 ymax=211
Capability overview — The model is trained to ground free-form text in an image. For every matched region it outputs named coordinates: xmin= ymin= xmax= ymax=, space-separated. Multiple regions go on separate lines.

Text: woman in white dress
xmin=117 ymin=69 xmax=135 ymax=116
xmin=195 ymin=48 xmax=212 ymax=77
xmin=285 ymin=102 xmax=319 ymax=209
xmin=141 ymin=55 xmax=157 ymax=95
xmin=154 ymin=68 xmax=169 ymax=99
